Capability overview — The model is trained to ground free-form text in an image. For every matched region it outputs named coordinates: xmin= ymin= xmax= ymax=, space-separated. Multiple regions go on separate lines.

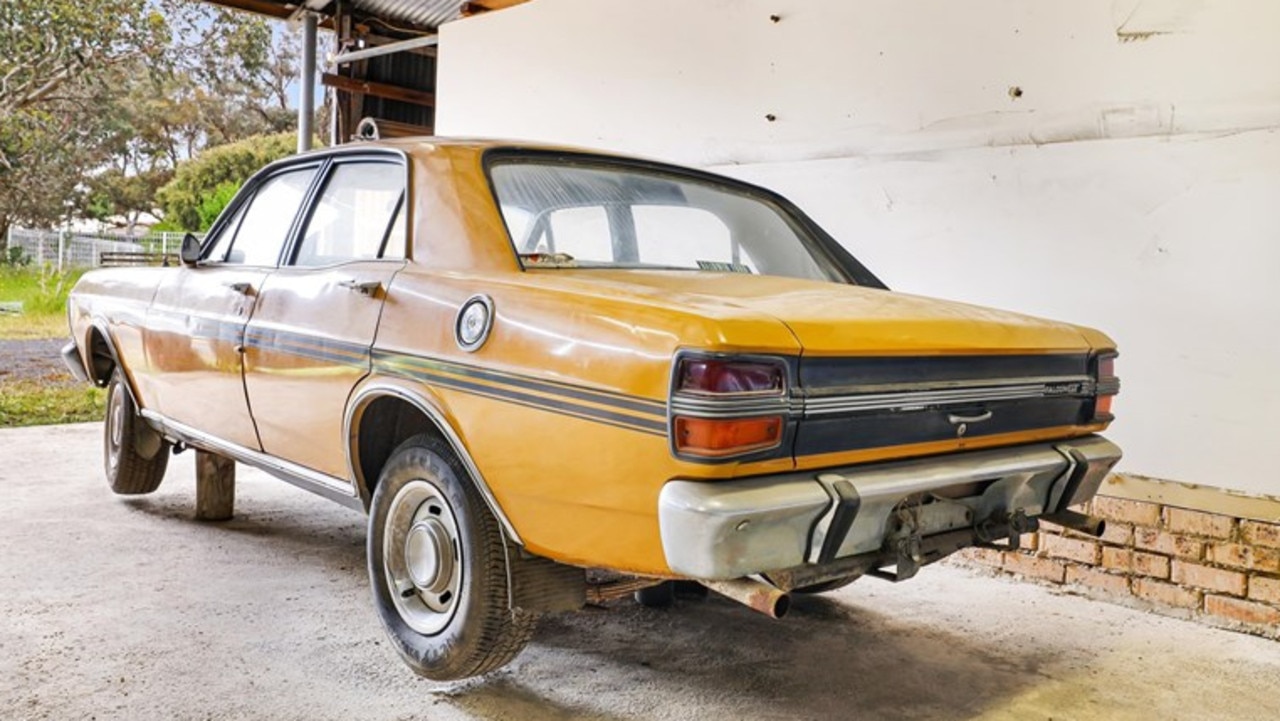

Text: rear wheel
xmin=103 ymin=369 xmax=169 ymax=495
xmin=367 ymin=434 xmax=535 ymax=680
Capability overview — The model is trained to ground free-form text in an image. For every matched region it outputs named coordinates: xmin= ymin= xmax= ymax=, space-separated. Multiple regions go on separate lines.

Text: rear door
xmin=242 ymin=154 xmax=408 ymax=480
xmin=144 ymin=164 xmax=320 ymax=449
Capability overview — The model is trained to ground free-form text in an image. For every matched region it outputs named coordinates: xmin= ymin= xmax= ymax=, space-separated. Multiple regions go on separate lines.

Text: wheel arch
xmin=344 ymin=383 xmax=523 ymax=545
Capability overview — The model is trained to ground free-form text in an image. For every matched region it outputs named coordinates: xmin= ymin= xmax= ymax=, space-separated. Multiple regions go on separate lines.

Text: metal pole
xmin=298 ymin=13 xmax=317 ymax=153
xmin=330 ymin=35 xmax=438 ymax=66
xmin=57 ymin=230 xmax=64 ymax=273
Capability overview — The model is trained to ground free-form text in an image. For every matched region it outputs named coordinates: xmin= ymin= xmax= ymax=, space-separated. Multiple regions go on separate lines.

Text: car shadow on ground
xmin=116 ymin=484 xmax=1053 ymax=720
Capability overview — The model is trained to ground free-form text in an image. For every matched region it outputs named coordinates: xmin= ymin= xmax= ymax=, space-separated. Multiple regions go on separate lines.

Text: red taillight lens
xmin=1093 ymin=353 xmax=1118 ymax=421
xmin=674 ymin=416 xmax=784 ymax=458
xmin=677 ymin=359 xmax=783 ymax=395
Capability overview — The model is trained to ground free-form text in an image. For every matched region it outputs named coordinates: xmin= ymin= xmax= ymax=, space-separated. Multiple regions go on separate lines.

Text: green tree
xmin=0 ymin=0 xmax=166 ymax=242
xmin=155 ymin=132 xmax=297 ymax=232
xmin=0 ymin=1 xmax=305 ymax=243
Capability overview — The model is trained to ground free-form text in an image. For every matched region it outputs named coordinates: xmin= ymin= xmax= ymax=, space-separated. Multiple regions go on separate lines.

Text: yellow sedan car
xmin=63 ymin=138 xmax=1120 ymax=680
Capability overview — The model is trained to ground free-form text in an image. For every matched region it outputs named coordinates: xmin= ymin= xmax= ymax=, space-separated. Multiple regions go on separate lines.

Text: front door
xmin=243 ymin=156 xmax=408 ymax=480
xmin=143 ymin=164 xmax=320 ymax=449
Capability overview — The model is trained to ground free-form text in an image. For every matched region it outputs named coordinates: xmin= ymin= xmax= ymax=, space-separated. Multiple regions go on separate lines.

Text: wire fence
xmin=4 ymin=227 xmax=200 ymax=270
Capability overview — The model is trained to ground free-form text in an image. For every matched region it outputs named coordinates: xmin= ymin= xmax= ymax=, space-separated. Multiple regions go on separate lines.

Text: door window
xmin=292 ymin=162 xmax=405 ymax=266
xmin=215 ymin=167 xmax=317 ymax=266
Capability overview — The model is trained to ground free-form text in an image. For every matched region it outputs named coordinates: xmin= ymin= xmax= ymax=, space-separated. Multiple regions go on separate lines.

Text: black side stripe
xmin=376 ymin=353 xmax=668 ymax=437
xmin=156 ymin=313 xmax=668 ymax=437
xmin=374 ymin=350 xmax=667 ymax=418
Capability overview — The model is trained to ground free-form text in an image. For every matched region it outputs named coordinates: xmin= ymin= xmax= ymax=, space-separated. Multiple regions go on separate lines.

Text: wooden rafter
xmin=320 ymin=73 xmax=436 ymax=107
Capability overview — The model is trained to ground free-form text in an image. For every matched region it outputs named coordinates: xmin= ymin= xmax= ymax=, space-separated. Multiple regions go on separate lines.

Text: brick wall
xmin=957 ymin=493 xmax=1280 ymax=639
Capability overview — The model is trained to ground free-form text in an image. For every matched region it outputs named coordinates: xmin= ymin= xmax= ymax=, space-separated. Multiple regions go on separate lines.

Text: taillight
xmin=671 ymin=355 xmax=789 ymax=460
xmin=674 ymin=416 xmax=784 ymax=458
xmin=677 ymin=358 xmax=783 ymax=395
xmin=1092 ymin=353 xmax=1119 ymax=421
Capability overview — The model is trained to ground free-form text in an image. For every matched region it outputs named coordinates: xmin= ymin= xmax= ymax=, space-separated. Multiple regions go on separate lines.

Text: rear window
xmin=489 ymin=159 xmax=844 ymax=282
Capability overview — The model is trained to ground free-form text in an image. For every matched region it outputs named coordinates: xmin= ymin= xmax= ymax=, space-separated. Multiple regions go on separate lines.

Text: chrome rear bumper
xmin=61 ymin=341 xmax=89 ymax=383
xmin=658 ymin=435 xmax=1121 ymax=580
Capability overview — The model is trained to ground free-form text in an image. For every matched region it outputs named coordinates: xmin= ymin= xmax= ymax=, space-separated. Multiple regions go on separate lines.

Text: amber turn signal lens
xmin=1093 ymin=354 xmax=1118 ymax=420
xmin=1094 ymin=394 xmax=1114 ymax=417
xmin=674 ymin=415 xmax=784 ymax=458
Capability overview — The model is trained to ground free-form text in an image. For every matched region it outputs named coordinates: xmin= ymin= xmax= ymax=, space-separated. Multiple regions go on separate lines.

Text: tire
xmin=634 ymin=581 xmax=676 ymax=608
xmin=367 ymin=434 xmax=535 ymax=680
xmin=103 ymin=369 xmax=169 ymax=495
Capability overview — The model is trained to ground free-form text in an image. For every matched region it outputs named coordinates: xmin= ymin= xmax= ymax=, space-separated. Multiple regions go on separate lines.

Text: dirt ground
xmin=0 ymin=338 xmax=66 ymax=383
xmin=3 ymin=423 xmax=1280 ymax=721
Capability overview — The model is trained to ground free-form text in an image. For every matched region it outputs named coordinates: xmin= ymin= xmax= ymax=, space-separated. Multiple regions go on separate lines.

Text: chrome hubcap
xmin=384 ymin=479 xmax=462 ymax=635
xmin=106 ymin=384 xmax=124 ymax=473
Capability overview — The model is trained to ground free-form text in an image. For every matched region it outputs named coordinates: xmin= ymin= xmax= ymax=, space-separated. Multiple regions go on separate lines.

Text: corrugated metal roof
xmin=351 ymin=0 xmax=463 ymax=29
xmin=206 ymin=0 xmax=529 ymax=31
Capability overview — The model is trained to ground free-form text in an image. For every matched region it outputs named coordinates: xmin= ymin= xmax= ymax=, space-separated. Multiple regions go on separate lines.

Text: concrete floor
xmin=3 ymin=423 xmax=1279 ymax=721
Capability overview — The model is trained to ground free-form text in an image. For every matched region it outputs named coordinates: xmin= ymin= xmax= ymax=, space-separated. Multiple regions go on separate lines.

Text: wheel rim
xmin=106 ymin=382 xmax=124 ymax=475
xmin=383 ymin=478 xmax=463 ymax=635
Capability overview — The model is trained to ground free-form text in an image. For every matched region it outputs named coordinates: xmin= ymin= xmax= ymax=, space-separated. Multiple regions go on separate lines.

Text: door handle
xmin=225 ymin=281 xmax=253 ymax=295
xmin=948 ymin=411 xmax=993 ymax=424
xmin=338 ymin=279 xmax=381 ymax=296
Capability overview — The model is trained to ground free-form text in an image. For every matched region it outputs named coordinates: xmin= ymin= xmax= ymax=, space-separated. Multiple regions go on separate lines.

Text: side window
xmin=221 ymin=168 xmax=317 ymax=266
xmin=202 ymin=200 xmax=249 ymax=263
xmin=293 ymin=162 xmax=404 ymax=266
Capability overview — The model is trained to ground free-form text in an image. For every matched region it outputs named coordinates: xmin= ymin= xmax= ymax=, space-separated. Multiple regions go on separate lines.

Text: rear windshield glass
xmin=489 ymin=159 xmax=846 ymax=282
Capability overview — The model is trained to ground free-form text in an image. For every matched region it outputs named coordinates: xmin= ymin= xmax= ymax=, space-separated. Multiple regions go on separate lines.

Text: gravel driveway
xmin=0 ymin=338 xmax=69 ymax=383
xmin=4 ymin=423 xmax=1280 ymax=721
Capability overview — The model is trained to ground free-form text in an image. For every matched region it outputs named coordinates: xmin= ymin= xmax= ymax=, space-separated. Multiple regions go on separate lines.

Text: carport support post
xmin=195 ymin=450 xmax=235 ymax=521
xmin=298 ymin=12 xmax=317 ymax=153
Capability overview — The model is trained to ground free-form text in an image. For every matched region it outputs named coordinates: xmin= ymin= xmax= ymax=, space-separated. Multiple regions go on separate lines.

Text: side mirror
xmin=179 ymin=233 xmax=202 ymax=267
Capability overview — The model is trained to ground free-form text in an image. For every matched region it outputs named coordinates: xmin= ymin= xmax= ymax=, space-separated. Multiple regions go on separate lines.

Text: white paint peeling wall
xmin=438 ymin=0 xmax=1280 ymax=497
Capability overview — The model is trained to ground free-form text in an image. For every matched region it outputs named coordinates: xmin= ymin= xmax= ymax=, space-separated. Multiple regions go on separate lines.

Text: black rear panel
xmin=795 ymin=353 xmax=1094 ymax=457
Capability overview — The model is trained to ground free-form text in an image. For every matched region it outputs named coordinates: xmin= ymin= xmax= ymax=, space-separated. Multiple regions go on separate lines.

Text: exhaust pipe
xmin=703 ymin=578 xmax=790 ymax=619
xmin=1040 ymin=509 xmax=1107 ymax=538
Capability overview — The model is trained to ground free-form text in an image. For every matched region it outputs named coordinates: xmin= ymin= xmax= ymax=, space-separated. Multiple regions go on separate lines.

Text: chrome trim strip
xmin=140 ymin=410 xmax=363 ymax=511
xmin=672 ymin=374 xmax=1097 ymax=420
xmin=802 ymin=378 xmax=1096 ymax=416
xmin=1096 ymin=378 xmax=1121 ymax=395
xmin=802 ymin=374 xmax=1095 ymax=397
xmin=670 ymin=394 xmax=797 ymax=419
xmin=343 ymin=383 xmax=524 ymax=544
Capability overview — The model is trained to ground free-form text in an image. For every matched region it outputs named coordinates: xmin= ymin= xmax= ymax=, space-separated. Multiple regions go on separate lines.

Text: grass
xmin=0 ymin=265 xmax=102 ymax=427
xmin=0 ymin=265 xmax=81 ymax=340
xmin=0 ymin=378 xmax=105 ymax=427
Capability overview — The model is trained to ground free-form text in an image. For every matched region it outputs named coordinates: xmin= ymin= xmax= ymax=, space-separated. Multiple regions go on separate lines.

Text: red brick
xmin=1206 ymin=543 xmax=1280 ymax=573
xmin=1101 ymin=548 xmax=1170 ymax=578
xmin=1066 ymin=564 xmax=1131 ymax=596
xmin=957 ymin=546 xmax=1004 ymax=567
xmin=1241 ymin=521 xmax=1280 ymax=550
xmin=1041 ymin=534 xmax=1100 ymax=565
xmin=1164 ymin=508 xmax=1235 ymax=540
xmin=1093 ymin=496 xmax=1161 ymax=526
xmin=1133 ymin=578 xmax=1201 ymax=609
xmin=1101 ymin=546 xmax=1130 ymax=571
xmin=1099 ymin=521 xmax=1134 ymax=547
xmin=1205 ymin=595 xmax=1280 ymax=626
xmin=1020 ymin=532 xmax=1039 ymax=552
xmin=1003 ymin=552 xmax=1066 ymax=583
xmin=1247 ymin=576 xmax=1280 ymax=606
xmin=1132 ymin=552 xmax=1172 ymax=579
xmin=1134 ymin=527 xmax=1203 ymax=560
xmin=1171 ymin=561 xmax=1247 ymax=596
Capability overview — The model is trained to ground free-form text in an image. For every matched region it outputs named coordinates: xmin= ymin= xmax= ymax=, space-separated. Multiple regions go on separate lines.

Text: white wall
xmin=437 ymin=0 xmax=1280 ymax=496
